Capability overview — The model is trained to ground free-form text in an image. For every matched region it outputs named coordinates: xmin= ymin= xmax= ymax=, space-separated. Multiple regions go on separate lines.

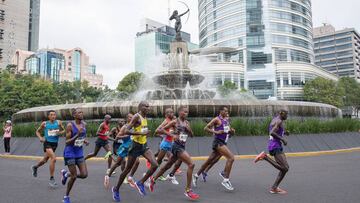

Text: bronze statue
xmin=169 ymin=8 xmax=189 ymax=41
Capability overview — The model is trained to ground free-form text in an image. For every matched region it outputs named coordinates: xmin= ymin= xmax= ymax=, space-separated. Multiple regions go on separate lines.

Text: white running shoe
xmin=166 ymin=174 xmax=179 ymax=185
xmin=221 ymin=179 xmax=234 ymax=191
xmin=104 ymin=175 xmax=110 ymax=189
xmin=192 ymin=174 xmax=199 ymax=187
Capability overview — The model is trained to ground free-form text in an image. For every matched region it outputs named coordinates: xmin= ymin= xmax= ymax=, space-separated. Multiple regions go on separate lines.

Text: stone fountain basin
xmin=12 ymin=100 xmax=341 ymax=123
xmin=153 ymin=69 xmax=205 ymax=89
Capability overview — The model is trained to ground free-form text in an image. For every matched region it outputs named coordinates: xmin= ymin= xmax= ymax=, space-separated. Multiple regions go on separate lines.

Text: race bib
xmin=225 ymin=134 xmax=230 ymax=143
xmin=117 ymin=139 xmax=123 ymax=144
xmin=48 ymin=129 xmax=59 ymax=137
xmin=223 ymin=126 xmax=230 ymax=134
xmin=141 ymin=127 xmax=148 ymax=134
xmin=269 ymin=134 xmax=274 ymax=140
xmin=179 ymin=133 xmax=188 ymax=142
xmin=74 ymin=138 xmax=85 ymax=147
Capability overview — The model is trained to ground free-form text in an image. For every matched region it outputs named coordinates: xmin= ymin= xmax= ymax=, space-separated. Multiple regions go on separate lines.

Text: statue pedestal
xmin=169 ymin=41 xmax=189 ymax=70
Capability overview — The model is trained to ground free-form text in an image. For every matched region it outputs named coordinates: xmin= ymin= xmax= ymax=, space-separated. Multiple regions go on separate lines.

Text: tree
xmin=117 ymin=72 xmax=144 ymax=95
xmin=304 ymin=77 xmax=345 ymax=107
xmin=338 ymin=77 xmax=360 ymax=116
xmin=217 ymin=80 xmax=238 ymax=97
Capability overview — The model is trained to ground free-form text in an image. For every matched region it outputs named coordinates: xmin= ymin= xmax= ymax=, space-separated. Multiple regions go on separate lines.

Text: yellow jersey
xmin=132 ymin=113 xmax=148 ymax=144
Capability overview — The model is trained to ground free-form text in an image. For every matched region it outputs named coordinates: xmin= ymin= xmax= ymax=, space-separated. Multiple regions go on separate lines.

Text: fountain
xmin=12 ymin=9 xmax=342 ymax=123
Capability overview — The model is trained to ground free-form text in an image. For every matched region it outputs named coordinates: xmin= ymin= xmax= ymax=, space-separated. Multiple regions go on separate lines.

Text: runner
xmin=111 ymin=101 xmax=159 ymax=202
xmin=254 ymin=110 xmax=290 ymax=194
xmin=61 ymin=108 xmax=89 ymax=203
xmin=3 ymin=120 xmax=12 ymax=154
xmin=154 ymin=108 xmax=182 ymax=184
xmin=31 ymin=110 xmax=65 ymax=187
xmin=104 ymin=113 xmax=140 ymax=189
xmin=193 ymin=106 xmax=235 ymax=190
xmin=109 ymin=119 xmax=126 ymax=173
xmin=85 ymin=114 xmax=113 ymax=174
xmin=151 ymin=106 xmax=200 ymax=200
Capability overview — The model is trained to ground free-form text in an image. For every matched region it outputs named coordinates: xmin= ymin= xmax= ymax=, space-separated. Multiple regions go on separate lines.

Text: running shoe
xmin=106 ymin=169 xmax=116 ymax=176
xmin=123 ymin=177 xmax=129 ymax=184
xmin=149 ymin=177 xmax=155 ymax=192
xmin=31 ymin=165 xmax=38 ymax=177
xmin=270 ymin=187 xmax=288 ymax=195
xmin=184 ymin=189 xmax=200 ymax=200
xmin=127 ymin=176 xmax=136 ymax=188
xmin=175 ymin=169 xmax=182 ymax=176
xmin=104 ymin=151 xmax=112 ymax=159
xmin=63 ymin=196 xmax=70 ymax=203
xmin=135 ymin=181 xmax=146 ymax=196
xmin=158 ymin=175 xmax=167 ymax=181
xmin=166 ymin=174 xmax=179 ymax=185
xmin=221 ymin=179 xmax=234 ymax=191
xmin=112 ymin=187 xmax=121 ymax=202
xmin=104 ymin=175 xmax=110 ymax=189
xmin=219 ymin=171 xmax=225 ymax=179
xmin=192 ymin=174 xmax=199 ymax=187
xmin=61 ymin=169 xmax=68 ymax=185
xmin=201 ymin=172 xmax=208 ymax=182
xmin=254 ymin=151 xmax=267 ymax=163
xmin=49 ymin=177 xmax=58 ymax=188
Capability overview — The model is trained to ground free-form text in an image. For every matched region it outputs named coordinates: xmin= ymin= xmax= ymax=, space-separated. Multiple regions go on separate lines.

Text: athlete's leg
xmin=196 ymin=151 xmax=220 ymax=176
xmin=114 ymin=155 xmax=137 ymax=191
xmin=216 ymin=145 xmax=235 ymax=179
xmin=271 ymin=153 xmax=289 ymax=189
xmin=108 ymin=156 xmax=123 ymax=177
xmin=103 ymin=144 xmax=113 ymax=169
xmin=205 ymin=154 xmax=222 ymax=173
xmin=140 ymin=149 xmax=159 ymax=183
xmin=154 ymin=156 xmax=178 ymax=180
xmin=177 ymin=150 xmax=195 ymax=191
xmin=65 ymin=164 xmax=77 ymax=196
xmin=76 ymin=160 xmax=88 ymax=179
xmin=129 ymin=158 xmax=140 ymax=177
xmin=168 ymin=159 xmax=182 ymax=177
xmin=85 ymin=145 xmax=101 ymax=160
xmin=46 ymin=148 xmax=57 ymax=178
xmin=156 ymin=150 xmax=167 ymax=165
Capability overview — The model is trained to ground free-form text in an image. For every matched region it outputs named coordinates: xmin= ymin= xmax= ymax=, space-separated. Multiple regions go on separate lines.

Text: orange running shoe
xmin=184 ymin=189 xmax=200 ymax=200
xmin=270 ymin=187 xmax=288 ymax=195
xmin=254 ymin=151 xmax=267 ymax=163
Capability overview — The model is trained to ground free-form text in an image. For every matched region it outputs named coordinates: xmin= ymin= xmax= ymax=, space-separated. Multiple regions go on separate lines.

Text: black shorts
xmin=212 ymin=138 xmax=227 ymax=151
xmin=269 ymin=148 xmax=284 ymax=156
xmin=128 ymin=141 xmax=149 ymax=158
xmin=171 ymin=142 xmax=185 ymax=159
xmin=113 ymin=142 xmax=122 ymax=155
xmin=43 ymin=141 xmax=58 ymax=153
xmin=64 ymin=157 xmax=85 ymax=166
xmin=95 ymin=138 xmax=109 ymax=148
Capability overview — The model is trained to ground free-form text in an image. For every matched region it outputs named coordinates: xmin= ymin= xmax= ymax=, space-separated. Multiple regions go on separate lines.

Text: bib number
xmin=223 ymin=126 xmax=230 ymax=134
xmin=269 ymin=135 xmax=274 ymax=140
xmin=74 ymin=138 xmax=85 ymax=147
xmin=141 ymin=127 xmax=148 ymax=134
xmin=179 ymin=133 xmax=188 ymax=142
xmin=48 ymin=129 xmax=59 ymax=137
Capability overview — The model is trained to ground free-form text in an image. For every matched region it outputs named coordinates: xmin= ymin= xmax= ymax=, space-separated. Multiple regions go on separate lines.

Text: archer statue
xmin=169 ymin=8 xmax=190 ymax=41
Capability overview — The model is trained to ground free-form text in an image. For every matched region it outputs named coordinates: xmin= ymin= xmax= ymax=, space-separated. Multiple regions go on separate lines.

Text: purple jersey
xmin=268 ymin=118 xmax=284 ymax=151
xmin=214 ymin=116 xmax=230 ymax=142
xmin=64 ymin=121 xmax=86 ymax=159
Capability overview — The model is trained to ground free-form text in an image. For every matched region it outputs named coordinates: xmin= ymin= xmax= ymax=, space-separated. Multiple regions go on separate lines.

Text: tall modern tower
xmin=0 ymin=0 xmax=40 ymax=69
xmin=197 ymin=0 xmax=336 ymax=100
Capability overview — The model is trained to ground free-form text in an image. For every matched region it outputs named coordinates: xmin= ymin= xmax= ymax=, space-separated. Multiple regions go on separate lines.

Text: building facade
xmin=12 ymin=48 xmax=103 ymax=88
xmin=135 ymin=18 xmax=198 ymax=74
xmin=0 ymin=0 xmax=40 ymax=68
xmin=197 ymin=0 xmax=337 ymax=100
xmin=314 ymin=24 xmax=360 ymax=82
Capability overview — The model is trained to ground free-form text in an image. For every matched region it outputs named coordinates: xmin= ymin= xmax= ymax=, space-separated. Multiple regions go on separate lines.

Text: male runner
xmin=193 ymin=106 xmax=235 ymax=190
xmin=111 ymin=101 xmax=159 ymax=202
xmin=85 ymin=114 xmax=113 ymax=174
xmin=254 ymin=110 xmax=290 ymax=194
xmin=104 ymin=113 xmax=140 ymax=189
xmin=154 ymin=108 xmax=182 ymax=184
xmin=31 ymin=110 xmax=65 ymax=187
xmin=61 ymin=108 xmax=89 ymax=203
xmin=109 ymin=119 xmax=126 ymax=173
xmin=151 ymin=106 xmax=200 ymax=200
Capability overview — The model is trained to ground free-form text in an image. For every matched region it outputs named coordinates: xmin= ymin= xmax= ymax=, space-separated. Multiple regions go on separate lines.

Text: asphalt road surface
xmin=0 ymin=152 xmax=360 ymax=203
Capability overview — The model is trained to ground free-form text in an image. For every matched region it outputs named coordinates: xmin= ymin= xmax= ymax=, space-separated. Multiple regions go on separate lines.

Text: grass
xmin=1 ymin=118 xmax=359 ymax=137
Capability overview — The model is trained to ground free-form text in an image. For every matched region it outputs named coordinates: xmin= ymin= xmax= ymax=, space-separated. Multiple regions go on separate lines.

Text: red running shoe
xmin=254 ymin=151 xmax=267 ymax=163
xmin=184 ymin=189 xmax=200 ymax=200
xmin=270 ymin=187 xmax=288 ymax=195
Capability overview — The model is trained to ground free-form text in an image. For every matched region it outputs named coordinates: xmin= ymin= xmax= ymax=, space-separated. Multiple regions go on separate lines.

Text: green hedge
xmin=1 ymin=118 xmax=359 ymax=137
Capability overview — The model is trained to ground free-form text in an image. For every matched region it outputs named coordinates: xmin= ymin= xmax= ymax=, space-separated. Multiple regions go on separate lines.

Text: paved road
xmin=1 ymin=152 xmax=360 ymax=203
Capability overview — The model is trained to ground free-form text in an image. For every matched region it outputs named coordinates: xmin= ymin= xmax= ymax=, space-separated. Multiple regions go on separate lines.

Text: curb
xmin=1 ymin=147 xmax=360 ymax=161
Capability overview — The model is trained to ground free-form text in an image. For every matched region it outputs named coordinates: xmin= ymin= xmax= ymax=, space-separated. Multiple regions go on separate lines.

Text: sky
xmin=39 ymin=0 xmax=360 ymax=88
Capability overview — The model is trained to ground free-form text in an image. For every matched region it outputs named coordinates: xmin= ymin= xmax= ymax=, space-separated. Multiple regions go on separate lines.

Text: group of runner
xmin=29 ymin=101 xmax=290 ymax=203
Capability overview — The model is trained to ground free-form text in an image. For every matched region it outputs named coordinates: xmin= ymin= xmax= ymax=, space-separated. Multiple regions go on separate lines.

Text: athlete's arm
xmin=65 ymin=123 xmax=82 ymax=145
xmin=57 ymin=120 xmax=65 ymax=136
xmin=185 ymin=121 xmax=194 ymax=137
xmin=35 ymin=122 xmax=46 ymax=142
xmin=162 ymin=120 xmax=177 ymax=134
xmin=124 ymin=114 xmax=147 ymax=136
xmin=116 ymin=125 xmax=131 ymax=139
xmin=155 ymin=119 xmax=170 ymax=137
xmin=107 ymin=127 xmax=117 ymax=141
xmin=204 ymin=118 xmax=223 ymax=135
xmin=96 ymin=123 xmax=107 ymax=136
xmin=270 ymin=120 xmax=287 ymax=145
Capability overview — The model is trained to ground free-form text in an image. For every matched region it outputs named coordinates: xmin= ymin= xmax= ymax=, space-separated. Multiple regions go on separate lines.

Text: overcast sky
xmin=39 ymin=0 xmax=360 ymax=88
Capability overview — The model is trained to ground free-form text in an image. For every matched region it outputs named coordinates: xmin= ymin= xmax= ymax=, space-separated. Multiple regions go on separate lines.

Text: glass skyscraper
xmin=198 ymin=0 xmax=336 ymax=100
